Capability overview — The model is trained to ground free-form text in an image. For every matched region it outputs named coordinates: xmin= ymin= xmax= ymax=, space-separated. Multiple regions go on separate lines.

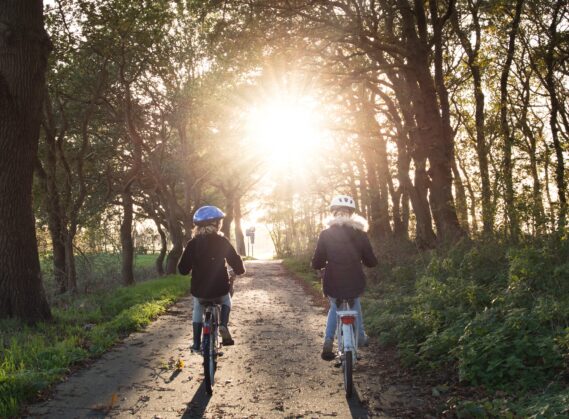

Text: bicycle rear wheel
xmin=343 ymin=350 xmax=353 ymax=398
xmin=203 ymin=331 xmax=218 ymax=395
xmin=202 ymin=335 xmax=213 ymax=395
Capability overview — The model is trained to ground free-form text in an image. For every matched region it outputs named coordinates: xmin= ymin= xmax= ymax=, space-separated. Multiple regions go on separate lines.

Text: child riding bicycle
xmin=178 ymin=205 xmax=245 ymax=350
xmin=311 ymin=195 xmax=378 ymax=360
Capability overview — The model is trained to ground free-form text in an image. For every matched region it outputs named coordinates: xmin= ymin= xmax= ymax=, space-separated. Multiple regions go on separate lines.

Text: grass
xmin=0 ymin=274 xmax=190 ymax=417
xmin=282 ymin=256 xmax=322 ymax=294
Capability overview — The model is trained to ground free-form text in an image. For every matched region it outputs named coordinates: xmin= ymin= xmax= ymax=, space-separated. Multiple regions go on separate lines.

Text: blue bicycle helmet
xmin=193 ymin=205 xmax=225 ymax=226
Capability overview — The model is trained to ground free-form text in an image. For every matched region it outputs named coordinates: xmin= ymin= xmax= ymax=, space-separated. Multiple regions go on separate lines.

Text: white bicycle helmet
xmin=330 ymin=195 xmax=356 ymax=211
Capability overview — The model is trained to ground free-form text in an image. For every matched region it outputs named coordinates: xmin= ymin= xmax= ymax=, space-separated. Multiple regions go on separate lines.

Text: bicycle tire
xmin=209 ymin=324 xmax=217 ymax=382
xmin=344 ymin=350 xmax=353 ymax=398
xmin=202 ymin=334 xmax=214 ymax=395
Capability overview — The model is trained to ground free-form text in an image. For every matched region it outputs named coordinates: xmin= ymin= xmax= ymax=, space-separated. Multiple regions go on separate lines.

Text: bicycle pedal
xmin=334 ymin=361 xmax=342 ymax=368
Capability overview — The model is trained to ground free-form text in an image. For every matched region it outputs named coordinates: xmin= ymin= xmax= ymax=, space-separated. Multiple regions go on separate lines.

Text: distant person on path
xmin=178 ymin=205 xmax=245 ymax=350
xmin=311 ymin=195 xmax=378 ymax=360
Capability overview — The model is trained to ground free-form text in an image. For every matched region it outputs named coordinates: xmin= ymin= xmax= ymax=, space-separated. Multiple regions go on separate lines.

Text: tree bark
xmin=154 ymin=218 xmax=166 ymax=276
xmin=120 ymin=192 xmax=135 ymax=285
xmin=386 ymin=71 xmax=436 ymax=246
xmin=451 ymin=156 xmax=469 ymax=233
xmin=398 ymin=0 xmax=465 ymax=242
xmin=0 ymin=0 xmax=52 ymax=322
xmin=234 ymin=197 xmax=246 ymax=256
xmin=64 ymin=229 xmax=77 ymax=292
xmin=35 ymin=158 xmax=67 ymax=293
xmin=500 ymin=0 xmax=525 ymax=240
xmin=517 ymin=63 xmax=546 ymax=235
xmin=221 ymin=193 xmax=235 ymax=239
xmin=165 ymin=213 xmax=184 ymax=275
xmin=543 ymin=0 xmax=566 ymax=230
xmin=376 ymin=132 xmax=393 ymax=238
xmin=450 ymin=4 xmax=492 ymax=234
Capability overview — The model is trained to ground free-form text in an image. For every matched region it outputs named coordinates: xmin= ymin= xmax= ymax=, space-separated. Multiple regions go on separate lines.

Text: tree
xmin=0 ymin=0 xmax=52 ymax=322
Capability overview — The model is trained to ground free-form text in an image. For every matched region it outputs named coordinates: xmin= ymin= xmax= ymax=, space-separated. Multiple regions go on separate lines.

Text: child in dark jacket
xmin=178 ymin=206 xmax=245 ymax=350
xmin=312 ymin=195 xmax=378 ymax=360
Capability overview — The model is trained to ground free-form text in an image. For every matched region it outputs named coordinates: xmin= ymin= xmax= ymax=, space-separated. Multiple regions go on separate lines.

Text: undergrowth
xmin=285 ymin=235 xmax=569 ymax=417
xmin=0 ymin=274 xmax=190 ymax=417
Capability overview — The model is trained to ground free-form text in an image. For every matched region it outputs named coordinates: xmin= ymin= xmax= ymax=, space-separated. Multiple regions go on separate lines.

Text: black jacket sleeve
xmin=226 ymin=240 xmax=246 ymax=275
xmin=311 ymin=232 xmax=327 ymax=270
xmin=178 ymin=241 xmax=193 ymax=275
xmin=361 ymin=233 xmax=378 ymax=268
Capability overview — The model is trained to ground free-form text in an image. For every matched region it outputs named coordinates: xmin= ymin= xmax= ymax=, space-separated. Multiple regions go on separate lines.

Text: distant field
xmin=40 ymin=253 xmax=164 ymax=302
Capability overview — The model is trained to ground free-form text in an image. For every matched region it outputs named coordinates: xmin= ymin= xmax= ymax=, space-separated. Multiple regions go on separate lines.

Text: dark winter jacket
xmin=311 ymin=215 xmax=378 ymax=299
xmin=178 ymin=233 xmax=245 ymax=299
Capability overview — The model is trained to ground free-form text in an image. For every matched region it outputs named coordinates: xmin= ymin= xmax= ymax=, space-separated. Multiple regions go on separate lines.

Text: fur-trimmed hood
xmin=325 ymin=214 xmax=369 ymax=232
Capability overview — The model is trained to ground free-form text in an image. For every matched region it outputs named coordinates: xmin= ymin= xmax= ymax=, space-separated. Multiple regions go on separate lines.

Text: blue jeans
xmin=192 ymin=294 xmax=232 ymax=323
xmin=325 ymin=297 xmax=365 ymax=341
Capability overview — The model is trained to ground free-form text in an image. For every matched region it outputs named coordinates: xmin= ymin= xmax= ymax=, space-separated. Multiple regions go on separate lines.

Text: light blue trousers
xmin=192 ymin=294 xmax=231 ymax=323
xmin=325 ymin=297 xmax=365 ymax=341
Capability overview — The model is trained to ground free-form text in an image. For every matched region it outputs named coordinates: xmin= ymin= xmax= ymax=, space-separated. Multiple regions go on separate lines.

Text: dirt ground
xmin=25 ymin=260 xmax=442 ymax=418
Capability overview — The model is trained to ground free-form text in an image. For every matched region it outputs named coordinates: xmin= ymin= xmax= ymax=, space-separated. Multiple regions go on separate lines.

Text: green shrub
xmin=458 ymin=308 xmax=562 ymax=390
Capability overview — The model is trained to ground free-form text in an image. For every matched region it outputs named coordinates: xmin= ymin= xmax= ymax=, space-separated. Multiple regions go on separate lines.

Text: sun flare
xmin=246 ymin=96 xmax=327 ymax=171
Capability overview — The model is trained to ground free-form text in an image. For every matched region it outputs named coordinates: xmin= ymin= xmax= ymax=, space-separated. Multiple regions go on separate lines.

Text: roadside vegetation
xmin=284 ymin=235 xmax=569 ymax=418
xmin=39 ymin=253 xmax=159 ymax=300
xmin=0 ymin=274 xmax=190 ymax=417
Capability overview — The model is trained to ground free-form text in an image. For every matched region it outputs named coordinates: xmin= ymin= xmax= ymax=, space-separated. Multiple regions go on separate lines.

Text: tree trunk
xmin=518 ymin=67 xmax=546 ymax=235
xmin=154 ymin=219 xmax=166 ymax=276
xmin=165 ymin=216 xmax=184 ymax=275
xmin=362 ymin=137 xmax=383 ymax=237
xmin=399 ymin=0 xmax=465 ymax=242
xmin=452 ymin=156 xmax=469 ymax=233
xmin=0 ymin=1 xmax=52 ymax=322
xmin=221 ymin=193 xmax=235 ymax=239
xmin=120 ymin=192 xmax=135 ymax=285
xmin=52 ymin=229 xmax=67 ymax=293
xmin=388 ymin=71 xmax=436 ymax=247
xmin=501 ymin=0 xmax=525 ymax=240
xmin=64 ymin=229 xmax=77 ymax=292
xmin=457 ymin=154 xmax=479 ymax=235
xmin=355 ymin=156 xmax=370 ymax=219
xmin=451 ymin=4 xmax=493 ymax=235
xmin=35 ymin=158 xmax=67 ymax=293
xmin=544 ymin=0 xmax=566 ymax=230
xmin=234 ymin=197 xmax=246 ymax=256
xmin=376 ymin=132 xmax=393 ymax=238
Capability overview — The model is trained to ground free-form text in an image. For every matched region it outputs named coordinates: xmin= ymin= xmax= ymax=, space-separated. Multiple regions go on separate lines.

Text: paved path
xmin=26 ymin=260 xmax=433 ymax=418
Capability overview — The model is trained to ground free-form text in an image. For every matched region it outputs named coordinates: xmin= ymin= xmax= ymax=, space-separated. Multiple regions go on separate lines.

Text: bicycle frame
xmin=335 ymin=299 xmax=359 ymax=398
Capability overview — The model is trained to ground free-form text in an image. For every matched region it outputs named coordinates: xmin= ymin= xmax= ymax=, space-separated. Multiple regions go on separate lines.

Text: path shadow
xmin=347 ymin=386 xmax=371 ymax=418
xmin=181 ymin=382 xmax=211 ymax=418
xmin=167 ymin=369 xmax=182 ymax=383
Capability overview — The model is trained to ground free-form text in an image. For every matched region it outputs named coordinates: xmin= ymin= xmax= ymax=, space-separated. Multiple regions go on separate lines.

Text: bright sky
xmin=241 ymin=89 xmax=333 ymax=258
xmin=245 ymin=94 xmax=331 ymax=174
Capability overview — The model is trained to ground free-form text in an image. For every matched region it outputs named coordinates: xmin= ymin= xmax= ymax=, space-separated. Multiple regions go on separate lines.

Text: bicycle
xmin=335 ymin=298 xmax=359 ymax=398
xmin=199 ymin=299 xmax=222 ymax=395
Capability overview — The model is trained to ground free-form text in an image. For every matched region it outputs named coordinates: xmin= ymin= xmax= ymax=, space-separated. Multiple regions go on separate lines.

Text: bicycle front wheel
xmin=343 ymin=350 xmax=353 ymax=398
